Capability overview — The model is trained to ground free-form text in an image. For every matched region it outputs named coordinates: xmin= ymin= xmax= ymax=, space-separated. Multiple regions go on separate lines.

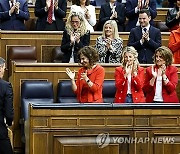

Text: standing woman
xmin=66 ymin=46 xmax=105 ymax=103
xmin=95 ymin=20 xmax=123 ymax=63
xmin=143 ymin=46 xmax=179 ymax=103
xmin=114 ymin=46 xmax=145 ymax=103
xmin=61 ymin=11 xmax=90 ymax=63
xmin=70 ymin=0 xmax=96 ymax=32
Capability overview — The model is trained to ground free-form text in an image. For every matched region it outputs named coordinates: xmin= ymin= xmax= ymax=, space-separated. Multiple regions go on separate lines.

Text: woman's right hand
xmin=151 ymin=65 xmax=157 ymax=78
xmin=125 ymin=63 xmax=132 ymax=76
xmin=66 ymin=68 xmax=75 ymax=80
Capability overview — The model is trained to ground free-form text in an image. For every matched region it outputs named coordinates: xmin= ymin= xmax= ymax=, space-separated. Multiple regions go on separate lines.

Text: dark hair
xmin=153 ymin=46 xmax=173 ymax=66
xmin=0 ymin=57 xmax=5 ymax=66
xmin=139 ymin=9 xmax=151 ymax=17
xmin=77 ymin=46 xmax=99 ymax=66
xmin=76 ymin=0 xmax=90 ymax=6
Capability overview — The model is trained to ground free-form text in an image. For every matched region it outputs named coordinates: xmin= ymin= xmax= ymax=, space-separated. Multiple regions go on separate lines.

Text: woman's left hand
xmin=80 ymin=70 xmax=88 ymax=81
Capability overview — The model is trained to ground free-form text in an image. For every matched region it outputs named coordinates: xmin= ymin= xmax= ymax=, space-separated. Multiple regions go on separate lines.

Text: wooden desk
xmin=10 ymin=63 xmax=180 ymax=153
xmin=28 ymin=103 xmax=180 ymax=154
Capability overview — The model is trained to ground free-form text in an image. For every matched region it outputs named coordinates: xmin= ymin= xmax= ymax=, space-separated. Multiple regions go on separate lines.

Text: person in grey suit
xmin=128 ymin=9 xmax=161 ymax=64
xmin=0 ymin=57 xmax=14 ymax=154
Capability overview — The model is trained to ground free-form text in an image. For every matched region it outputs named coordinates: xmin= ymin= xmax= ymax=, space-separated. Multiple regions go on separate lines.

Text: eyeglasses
xmin=71 ymin=21 xmax=80 ymax=24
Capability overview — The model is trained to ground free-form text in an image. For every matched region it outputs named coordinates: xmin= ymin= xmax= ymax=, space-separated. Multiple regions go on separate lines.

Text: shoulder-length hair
xmin=121 ymin=46 xmax=139 ymax=71
xmin=75 ymin=0 xmax=90 ymax=6
xmin=77 ymin=46 xmax=99 ymax=66
xmin=102 ymin=20 xmax=119 ymax=39
xmin=153 ymin=46 xmax=173 ymax=66
xmin=65 ymin=11 xmax=88 ymax=36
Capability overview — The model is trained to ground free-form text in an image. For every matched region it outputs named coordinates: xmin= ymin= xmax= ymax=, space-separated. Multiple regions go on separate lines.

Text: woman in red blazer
xmin=143 ymin=46 xmax=179 ymax=103
xmin=114 ymin=46 xmax=145 ymax=103
xmin=66 ymin=46 xmax=105 ymax=103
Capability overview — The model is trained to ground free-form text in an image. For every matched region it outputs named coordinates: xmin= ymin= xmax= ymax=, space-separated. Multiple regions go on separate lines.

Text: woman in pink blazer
xmin=143 ymin=46 xmax=179 ymax=103
xmin=114 ymin=46 xmax=145 ymax=103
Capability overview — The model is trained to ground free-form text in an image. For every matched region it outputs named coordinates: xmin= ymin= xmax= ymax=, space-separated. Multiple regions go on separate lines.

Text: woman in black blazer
xmin=61 ymin=11 xmax=90 ymax=63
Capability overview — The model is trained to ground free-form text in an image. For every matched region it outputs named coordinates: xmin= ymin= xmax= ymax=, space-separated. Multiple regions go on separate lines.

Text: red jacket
xmin=74 ymin=64 xmax=105 ymax=103
xmin=143 ymin=65 xmax=179 ymax=103
xmin=168 ymin=27 xmax=180 ymax=64
xmin=114 ymin=66 xmax=145 ymax=103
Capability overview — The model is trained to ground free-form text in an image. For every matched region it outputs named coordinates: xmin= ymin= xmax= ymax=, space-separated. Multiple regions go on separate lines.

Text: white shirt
xmin=127 ymin=74 xmax=132 ymax=94
xmin=70 ymin=5 xmax=96 ymax=32
xmin=153 ymin=76 xmax=163 ymax=102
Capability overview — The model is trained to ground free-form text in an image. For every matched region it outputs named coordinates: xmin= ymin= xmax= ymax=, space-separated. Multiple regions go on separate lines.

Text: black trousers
xmin=0 ymin=138 xmax=13 ymax=154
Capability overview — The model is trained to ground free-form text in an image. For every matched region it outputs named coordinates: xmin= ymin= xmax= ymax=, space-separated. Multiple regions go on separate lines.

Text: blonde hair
xmin=121 ymin=46 xmax=139 ymax=71
xmin=102 ymin=20 xmax=119 ymax=39
xmin=65 ymin=11 xmax=88 ymax=36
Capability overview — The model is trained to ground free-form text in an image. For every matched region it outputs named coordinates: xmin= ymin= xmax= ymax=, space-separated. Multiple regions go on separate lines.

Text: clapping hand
xmin=80 ymin=70 xmax=88 ymax=81
xmin=151 ymin=65 xmax=157 ymax=78
xmin=14 ymin=2 xmax=20 ymax=13
xmin=125 ymin=63 xmax=132 ymax=76
xmin=46 ymin=0 xmax=51 ymax=8
xmin=66 ymin=68 xmax=75 ymax=80
xmin=144 ymin=0 xmax=149 ymax=8
xmin=54 ymin=0 xmax=58 ymax=10
xmin=105 ymin=37 xmax=112 ymax=50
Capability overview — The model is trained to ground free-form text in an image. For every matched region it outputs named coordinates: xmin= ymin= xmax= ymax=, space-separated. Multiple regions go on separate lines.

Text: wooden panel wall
xmin=28 ymin=104 xmax=180 ymax=154
xmin=0 ymin=30 xmax=170 ymax=64
xmin=10 ymin=63 xmax=180 ymax=153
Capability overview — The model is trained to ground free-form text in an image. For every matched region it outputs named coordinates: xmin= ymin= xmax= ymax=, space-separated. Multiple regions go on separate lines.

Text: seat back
xmin=21 ymin=81 xmax=54 ymax=121
xmin=57 ymin=80 xmax=78 ymax=103
xmin=8 ymin=46 xmax=37 ymax=76
xmin=103 ymin=80 xmax=116 ymax=103
xmin=52 ymin=46 xmax=64 ymax=63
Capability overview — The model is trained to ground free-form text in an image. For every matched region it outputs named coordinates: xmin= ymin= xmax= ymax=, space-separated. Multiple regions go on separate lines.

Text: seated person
xmin=0 ymin=0 xmax=29 ymax=30
xmin=125 ymin=0 xmax=157 ymax=32
xmin=114 ymin=46 xmax=145 ymax=103
xmin=35 ymin=0 xmax=67 ymax=31
xmin=98 ymin=0 xmax=125 ymax=32
xmin=128 ymin=9 xmax=161 ymax=64
xmin=168 ymin=25 xmax=180 ymax=63
xmin=143 ymin=46 xmax=179 ymax=103
xmin=95 ymin=20 xmax=123 ymax=63
xmin=61 ymin=11 xmax=90 ymax=63
xmin=166 ymin=0 xmax=180 ymax=31
xmin=66 ymin=46 xmax=105 ymax=103
xmin=70 ymin=0 xmax=96 ymax=32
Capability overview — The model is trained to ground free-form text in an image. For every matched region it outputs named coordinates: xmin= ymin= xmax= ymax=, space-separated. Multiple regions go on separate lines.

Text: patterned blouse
xmin=95 ymin=36 xmax=123 ymax=63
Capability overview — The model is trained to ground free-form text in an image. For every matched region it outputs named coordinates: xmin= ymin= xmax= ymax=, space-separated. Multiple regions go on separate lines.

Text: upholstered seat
xmin=57 ymin=80 xmax=78 ymax=103
xmin=57 ymin=80 xmax=116 ymax=103
xmin=52 ymin=46 xmax=64 ymax=63
xmin=21 ymin=81 xmax=54 ymax=148
xmin=8 ymin=46 xmax=37 ymax=76
xmin=103 ymin=80 xmax=116 ymax=103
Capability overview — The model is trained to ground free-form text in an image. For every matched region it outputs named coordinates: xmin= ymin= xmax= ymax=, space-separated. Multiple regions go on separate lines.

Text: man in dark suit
xmin=98 ymin=0 xmax=125 ymax=31
xmin=128 ymin=9 xmax=161 ymax=64
xmin=35 ymin=0 xmax=67 ymax=31
xmin=0 ymin=0 xmax=29 ymax=30
xmin=125 ymin=0 xmax=157 ymax=31
xmin=0 ymin=57 xmax=14 ymax=154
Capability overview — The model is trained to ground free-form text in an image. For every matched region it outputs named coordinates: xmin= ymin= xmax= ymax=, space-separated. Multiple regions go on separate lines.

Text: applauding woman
xmin=114 ymin=46 xmax=145 ymax=103
xmin=70 ymin=0 xmax=96 ymax=32
xmin=95 ymin=20 xmax=123 ymax=63
xmin=66 ymin=46 xmax=105 ymax=103
xmin=61 ymin=11 xmax=90 ymax=63
xmin=143 ymin=46 xmax=179 ymax=103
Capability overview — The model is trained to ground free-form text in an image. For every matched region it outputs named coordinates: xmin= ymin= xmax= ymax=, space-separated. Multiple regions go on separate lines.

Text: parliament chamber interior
xmin=0 ymin=3 xmax=180 ymax=154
